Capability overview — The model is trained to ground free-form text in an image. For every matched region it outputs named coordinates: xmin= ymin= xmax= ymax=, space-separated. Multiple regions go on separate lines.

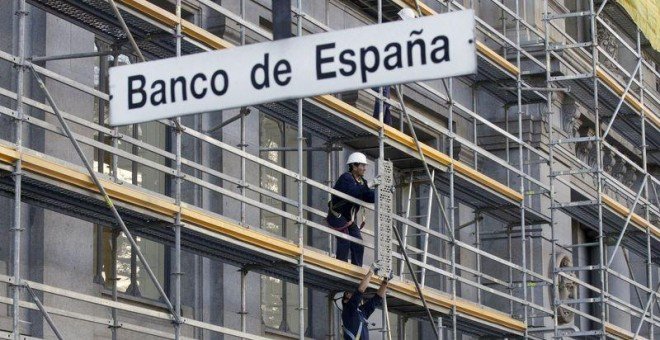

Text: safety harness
xmin=328 ymin=199 xmax=367 ymax=230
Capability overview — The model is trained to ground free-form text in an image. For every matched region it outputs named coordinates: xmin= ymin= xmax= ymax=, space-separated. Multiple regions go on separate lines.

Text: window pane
xmin=261 ymin=276 xmax=283 ymax=329
xmin=101 ymin=230 xmax=165 ymax=301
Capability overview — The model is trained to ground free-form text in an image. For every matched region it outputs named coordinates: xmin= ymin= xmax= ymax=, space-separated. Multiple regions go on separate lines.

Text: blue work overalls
xmin=331 ymin=172 xmax=375 ymax=266
xmin=342 ymin=291 xmax=382 ymax=340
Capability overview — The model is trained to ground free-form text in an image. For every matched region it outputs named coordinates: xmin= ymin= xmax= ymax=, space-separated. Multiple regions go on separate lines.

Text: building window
xmin=93 ymin=39 xmax=168 ymax=302
xmin=258 ymin=113 xmax=310 ymax=335
xmin=150 ymin=0 xmax=198 ymax=23
xmin=100 ymin=229 xmax=166 ymax=301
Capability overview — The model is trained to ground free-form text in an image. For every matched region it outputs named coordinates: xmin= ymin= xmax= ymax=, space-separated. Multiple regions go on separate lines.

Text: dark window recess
xmin=259 ymin=16 xmax=273 ymax=33
xmin=150 ymin=0 xmax=196 ymax=22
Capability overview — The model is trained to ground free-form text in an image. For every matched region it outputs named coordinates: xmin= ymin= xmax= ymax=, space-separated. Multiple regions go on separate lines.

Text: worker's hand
xmin=370 ymin=262 xmax=380 ymax=275
xmin=371 ymin=176 xmax=381 ymax=187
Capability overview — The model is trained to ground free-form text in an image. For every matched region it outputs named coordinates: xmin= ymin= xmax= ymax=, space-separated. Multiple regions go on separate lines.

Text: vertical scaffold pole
xmin=109 ymin=51 xmax=120 ymax=340
xmin=514 ymin=1 xmax=528 ymax=337
xmin=398 ymin=173 xmax=413 ymax=278
xmin=375 ymin=1 xmax=391 ymax=339
xmin=444 ymin=1 xmax=457 ymax=337
xmin=638 ymin=27 xmax=653 ymax=339
xmin=11 ymin=0 xmax=27 ymax=338
xmin=240 ymin=268 xmax=248 ymax=338
xmin=173 ymin=1 xmax=183 ymax=339
xmin=296 ymin=2 xmax=305 ymax=339
xmin=589 ymin=0 xmax=607 ymax=337
xmin=239 ymin=0 xmax=247 ymax=227
xmin=111 ymin=230 xmax=120 ymax=340
xmin=542 ymin=1 xmax=559 ymax=338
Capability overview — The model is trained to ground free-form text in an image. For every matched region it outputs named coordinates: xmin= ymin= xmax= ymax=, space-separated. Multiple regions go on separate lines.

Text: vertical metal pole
xmin=472 ymin=84 xmax=478 ymax=169
xmin=590 ymin=0 xmax=607 ymax=336
xmin=296 ymin=2 xmax=305 ymax=339
xmin=173 ymin=1 xmax=183 ymax=338
xmin=514 ymin=1 xmax=528 ymax=336
xmin=382 ymin=296 xmax=392 ymax=340
xmin=504 ymin=104 xmax=514 ymax=317
xmin=475 ymin=213 xmax=482 ymax=305
xmin=327 ymin=147 xmax=333 ymax=255
xmin=505 ymin=106 xmax=511 ymax=187
xmin=327 ymin=293 xmax=335 ymax=340
xmin=507 ymin=224 xmax=514 ymax=316
xmin=446 ymin=3 xmax=457 ymax=336
xmin=240 ymin=268 xmax=248 ymax=337
xmin=398 ymin=316 xmax=406 ymax=340
xmin=398 ymin=173 xmax=413 ymax=277
xmin=326 ymin=291 xmax=336 ymax=340
xmin=95 ymin=47 xmax=108 ymax=285
xmin=111 ymin=230 xmax=119 ymax=340
xmin=376 ymin=1 xmax=388 ymax=339
xmin=109 ymin=52 xmax=120 ymax=340
xmin=471 ymin=84 xmax=480 ymax=310
xmin=543 ymin=1 xmax=559 ymax=337
xmin=637 ymin=27 xmax=652 ymax=339
xmin=111 ymin=51 xmax=119 ymax=182
xmin=239 ymin=0 xmax=247 ymax=227
xmin=420 ymin=170 xmax=435 ymax=288
xmin=11 ymin=0 xmax=27 ymax=338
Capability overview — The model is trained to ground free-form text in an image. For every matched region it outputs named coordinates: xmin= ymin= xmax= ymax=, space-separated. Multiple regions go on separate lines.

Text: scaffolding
xmin=0 ymin=0 xmax=658 ymax=339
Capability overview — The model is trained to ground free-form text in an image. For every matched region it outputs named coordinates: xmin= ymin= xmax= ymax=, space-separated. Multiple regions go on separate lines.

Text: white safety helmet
xmin=346 ymin=152 xmax=368 ymax=165
xmin=398 ymin=8 xmax=417 ymax=21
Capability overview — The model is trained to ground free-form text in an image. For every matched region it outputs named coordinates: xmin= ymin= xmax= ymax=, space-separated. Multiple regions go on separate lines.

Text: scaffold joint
xmin=107 ymin=321 xmax=123 ymax=329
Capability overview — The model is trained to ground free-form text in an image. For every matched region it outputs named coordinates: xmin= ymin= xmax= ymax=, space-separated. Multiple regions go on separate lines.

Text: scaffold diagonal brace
xmin=27 ymin=64 xmax=180 ymax=325
xmin=24 ymin=282 xmax=64 ymax=340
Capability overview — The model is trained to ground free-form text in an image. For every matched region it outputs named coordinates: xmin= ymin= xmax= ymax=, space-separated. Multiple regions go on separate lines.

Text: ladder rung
xmin=551 ymin=200 xmax=598 ymax=209
xmin=562 ymin=242 xmax=599 ymax=248
xmin=558 ymin=330 xmax=603 ymax=337
xmin=550 ymin=168 xmax=598 ymax=177
xmin=559 ymin=297 xmax=603 ymax=304
xmin=525 ymin=190 xmax=549 ymax=196
xmin=549 ymin=73 xmax=593 ymax=81
xmin=556 ymin=265 xmax=600 ymax=272
xmin=547 ymin=41 xmax=594 ymax=51
xmin=545 ymin=11 xmax=593 ymax=20
xmin=551 ymin=136 xmax=599 ymax=144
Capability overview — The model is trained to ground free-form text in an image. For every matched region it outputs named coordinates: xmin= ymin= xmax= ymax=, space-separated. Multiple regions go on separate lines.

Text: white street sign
xmin=109 ymin=10 xmax=476 ymax=126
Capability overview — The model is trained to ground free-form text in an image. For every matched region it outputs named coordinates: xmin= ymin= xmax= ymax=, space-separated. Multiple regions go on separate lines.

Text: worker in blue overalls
xmin=342 ymin=266 xmax=389 ymax=340
xmin=329 ymin=152 xmax=376 ymax=266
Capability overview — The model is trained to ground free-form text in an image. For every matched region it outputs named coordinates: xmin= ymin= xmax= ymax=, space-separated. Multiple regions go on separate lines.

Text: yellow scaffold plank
xmin=0 ymin=144 xmax=526 ymax=333
xmin=115 ymin=0 xmax=233 ymax=50
xmin=0 ymin=145 xmax=179 ymax=217
xmin=601 ymin=194 xmax=660 ymax=238
xmin=113 ymin=0 xmax=522 ymax=203
xmin=606 ymin=322 xmax=648 ymax=340
xmin=394 ymin=0 xmax=520 ymax=76
xmin=314 ymin=95 xmax=523 ymax=202
xmin=181 ymin=204 xmax=303 ymax=257
xmin=596 ymin=68 xmax=660 ymax=131
xmin=302 ymin=249 xmax=526 ymax=330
